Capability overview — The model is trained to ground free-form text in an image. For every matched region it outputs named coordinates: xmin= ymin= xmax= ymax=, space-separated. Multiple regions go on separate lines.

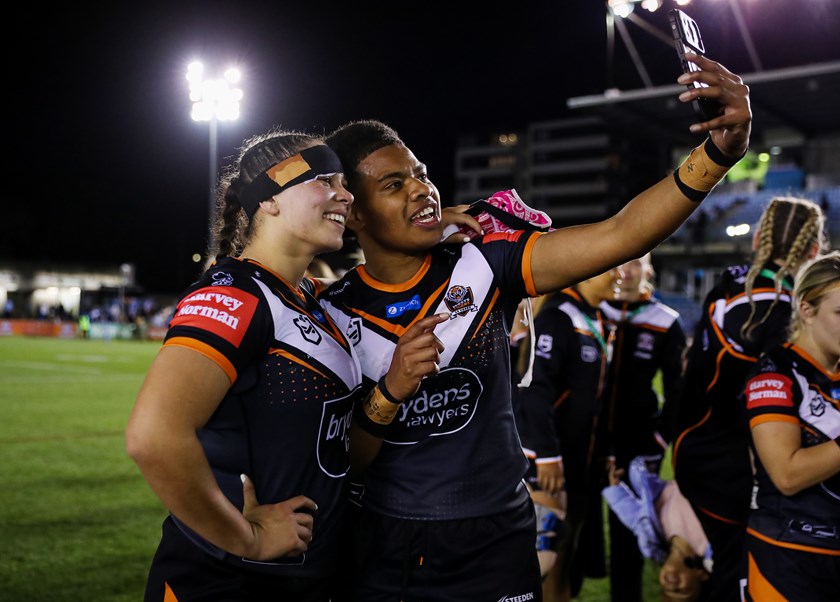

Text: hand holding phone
xmin=668 ymin=9 xmax=723 ymax=123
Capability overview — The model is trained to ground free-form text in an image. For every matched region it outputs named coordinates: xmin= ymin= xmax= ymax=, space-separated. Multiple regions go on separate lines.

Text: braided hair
xmin=206 ymin=127 xmax=322 ymax=262
xmin=740 ymin=197 xmax=825 ymax=341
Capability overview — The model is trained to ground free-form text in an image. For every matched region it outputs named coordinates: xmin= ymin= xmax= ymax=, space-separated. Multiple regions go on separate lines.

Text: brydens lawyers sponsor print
xmin=170 ymin=286 xmax=259 ymax=347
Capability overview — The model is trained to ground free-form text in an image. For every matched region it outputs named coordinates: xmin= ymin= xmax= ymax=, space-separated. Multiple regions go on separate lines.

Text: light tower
xmin=186 ymin=61 xmax=243 ymax=252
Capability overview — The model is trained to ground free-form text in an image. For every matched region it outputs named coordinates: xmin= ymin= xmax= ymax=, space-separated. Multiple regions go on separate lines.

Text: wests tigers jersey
xmin=600 ymin=298 xmax=685 ymax=451
xmin=745 ymin=343 xmax=840 ymax=552
xmin=319 ymin=232 xmax=542 ymax=520
xmin=163 ymin=256 xmax=363 ymax=576
xmin=673 ymin=262 xmax=792 ymax=524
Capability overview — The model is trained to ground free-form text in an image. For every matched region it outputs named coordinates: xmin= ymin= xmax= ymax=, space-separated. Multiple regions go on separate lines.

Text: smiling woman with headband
xmin=126 ymin=127 xmax=363 ymax=602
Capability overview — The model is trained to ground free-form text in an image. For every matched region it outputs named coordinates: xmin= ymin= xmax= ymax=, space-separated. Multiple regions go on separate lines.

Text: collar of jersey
xmin=356 ymin=254 xmax=432 ymax=292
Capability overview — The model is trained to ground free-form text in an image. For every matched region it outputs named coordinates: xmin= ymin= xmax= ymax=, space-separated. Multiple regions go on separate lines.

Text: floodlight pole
xmin=186 ymin=61 xmax=243 ymax=257
xmin=208 ymin=116 xmax=219 ymax=251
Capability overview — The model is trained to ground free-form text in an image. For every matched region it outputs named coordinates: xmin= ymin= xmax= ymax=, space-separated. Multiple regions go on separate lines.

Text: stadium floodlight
xmin=608 ymin=0 xmax=669 ymax=19
xmin=726 ymin=224 xmax=751 ymax=238
xmin=186 ymin=61 xmax=244 ymax=252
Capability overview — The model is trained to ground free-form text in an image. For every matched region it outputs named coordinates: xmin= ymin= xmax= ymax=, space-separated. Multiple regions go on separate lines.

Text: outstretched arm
xmin=530 ymin=54 xmax=751 ymax=294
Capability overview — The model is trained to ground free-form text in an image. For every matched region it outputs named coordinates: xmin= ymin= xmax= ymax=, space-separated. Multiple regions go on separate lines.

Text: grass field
xmin=0 ymin=335 xmax=665 ymax=601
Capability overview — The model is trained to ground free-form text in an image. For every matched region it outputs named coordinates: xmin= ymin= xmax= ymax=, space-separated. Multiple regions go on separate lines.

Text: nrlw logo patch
xmin=211 ymin=271 xmax=234 ymax=286
xmin=294 ymin=315 xmax=322 ymax=345
xmin=386 ymin=294 xmax=422 ymax=318
xmin=444 ymin=285 xmax=477 ymax=317
xmin=385 ymin=367 xmax=483 ymax=444
xmin=346 ymin=317 xmax=362 ymax=346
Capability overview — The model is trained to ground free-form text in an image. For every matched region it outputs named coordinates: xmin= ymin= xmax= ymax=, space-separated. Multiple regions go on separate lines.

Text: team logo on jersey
xmin=383 ymin=367 xmax=483 ymax=444
xmin=637 ymin=332 xmax=655 ymax=352
xmin=746 ymin=374 xmax=794 ymax=409
xmin=386 ymin=295 xmax=422 ymax=318
xmin=211 ymin=271 xmax=234 ymax=286
xmin=809 ymin=390 xmax=826 ymax=417
xmin=346 ymin=317 xmax=362 ymax=346
xmin=581 ymin=345 xmax=599 ymax=363
xmin=294 ymin=315 xmax=322 ymax=345
xmin=316 ymin=390 xmax=358 ymax=478
xmin=444 ymin=285 xmax=477 ymax=317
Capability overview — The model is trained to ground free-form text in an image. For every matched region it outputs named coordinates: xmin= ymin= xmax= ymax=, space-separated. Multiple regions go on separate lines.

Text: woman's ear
xmin=259 ymin=197 xmax=281 ymax=216
xmin=800 ymin=300 xmax=815 ymax=322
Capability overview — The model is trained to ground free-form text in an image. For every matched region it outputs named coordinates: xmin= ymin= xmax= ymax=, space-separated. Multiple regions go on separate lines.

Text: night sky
xmin=6 ymin=0 xmax=839 ymax=295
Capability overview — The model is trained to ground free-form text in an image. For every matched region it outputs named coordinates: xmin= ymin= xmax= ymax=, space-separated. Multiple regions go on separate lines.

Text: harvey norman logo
xmin=179 ymin=291 xmax=246 ymax=328
xmin=171 ymin=286 xmax=259 ymax=347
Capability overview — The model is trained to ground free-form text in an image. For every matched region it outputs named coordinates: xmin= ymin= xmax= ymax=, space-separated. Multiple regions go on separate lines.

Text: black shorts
xmin=744 ymin=530 xmax=840 ymax=602
xmin=144 ymin=516 xmax=333 ymax=602
xmin=344 ymin=496 xmax=542 ymax=602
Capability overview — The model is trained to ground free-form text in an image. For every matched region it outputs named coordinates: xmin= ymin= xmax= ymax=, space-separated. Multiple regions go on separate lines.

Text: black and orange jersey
xmin=600 ymin=297 xmax=686 ymax=459
xmin=673 ymin=262 xmax=793 ymax=525
xmin=744 ymin=343 xmax=840 ymax=553
xmin=517 ymin=287 xmax=611 ymax=492
xmin=319 ymin=231 xmax=542 ymax=520
xmin=163 ymin=256 xmax=363 ymax=576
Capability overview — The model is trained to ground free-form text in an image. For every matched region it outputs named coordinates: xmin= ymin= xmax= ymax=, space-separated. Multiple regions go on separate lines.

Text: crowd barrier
xmin=0 ymin=320 xmax=167 ymax=341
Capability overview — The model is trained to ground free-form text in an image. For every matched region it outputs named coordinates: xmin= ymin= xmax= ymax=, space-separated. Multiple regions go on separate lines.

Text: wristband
xmin=353 ymin=382 xmax=403 ymax=438
xmin=376 ymin=376 xmax=402 ymax=405
xmin=673 ymin=137 xmax=742 ymax=203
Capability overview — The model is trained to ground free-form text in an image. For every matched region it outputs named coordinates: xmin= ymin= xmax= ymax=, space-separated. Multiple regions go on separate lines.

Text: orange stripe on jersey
xmin=241 ymin=258 xmax=305 ymax=301
xmin=521 ymin=232 xmax=543 ymax=297
xmin=747 ymin=527 xmax=840 ymax=556
xmin=789 ymin=342 xmax=840 ymax=381
xmin=636 ymin=323 xmax=668 ymax=333
xmin=357 ymin=255 xmax=432 ymax=292
xmin=672 ymin=408 xmax=712 ymax=472
xmin=726 ymin=287 xmax=785 ymax=303
xmin=309 ymin=277 xmax=324 ymax=297
xmin=405 ymin=280 xmax=450 ymax=331
xmin=353 ymin=280 xmax=451 ymax=338
xmin=470 ymin=288 xmax=500 ymax=341
xmin=749 ymin=414 xmax=799 ymax=429
xmin=696 ymin=504 xmax=744 ymax=526
xmin=164 ymin=582 xmax=180 ymax=602
xmin=554 ymin=389 xmax=571 ymax=409
xmin=268 ymin=348 xmax=328 ymax=378
xmin=164 ymin=337 xmax=237 ymax=383
xmin=746 ymin=551 xmax=787 ymax=601
xmin=564 ymin=287 xmax=582 ymax=303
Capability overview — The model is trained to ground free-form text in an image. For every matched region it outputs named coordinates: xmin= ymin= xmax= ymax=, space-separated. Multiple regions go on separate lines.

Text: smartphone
xmin=668 ymin=8 xmax=722 ymax=122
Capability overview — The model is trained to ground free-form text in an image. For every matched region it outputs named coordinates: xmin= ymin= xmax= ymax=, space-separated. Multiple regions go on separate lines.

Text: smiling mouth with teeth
xmin=324 ymin=213 xmax=346 ymax=225
xmin=411 ymin=206 xmax=437 ymax=224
